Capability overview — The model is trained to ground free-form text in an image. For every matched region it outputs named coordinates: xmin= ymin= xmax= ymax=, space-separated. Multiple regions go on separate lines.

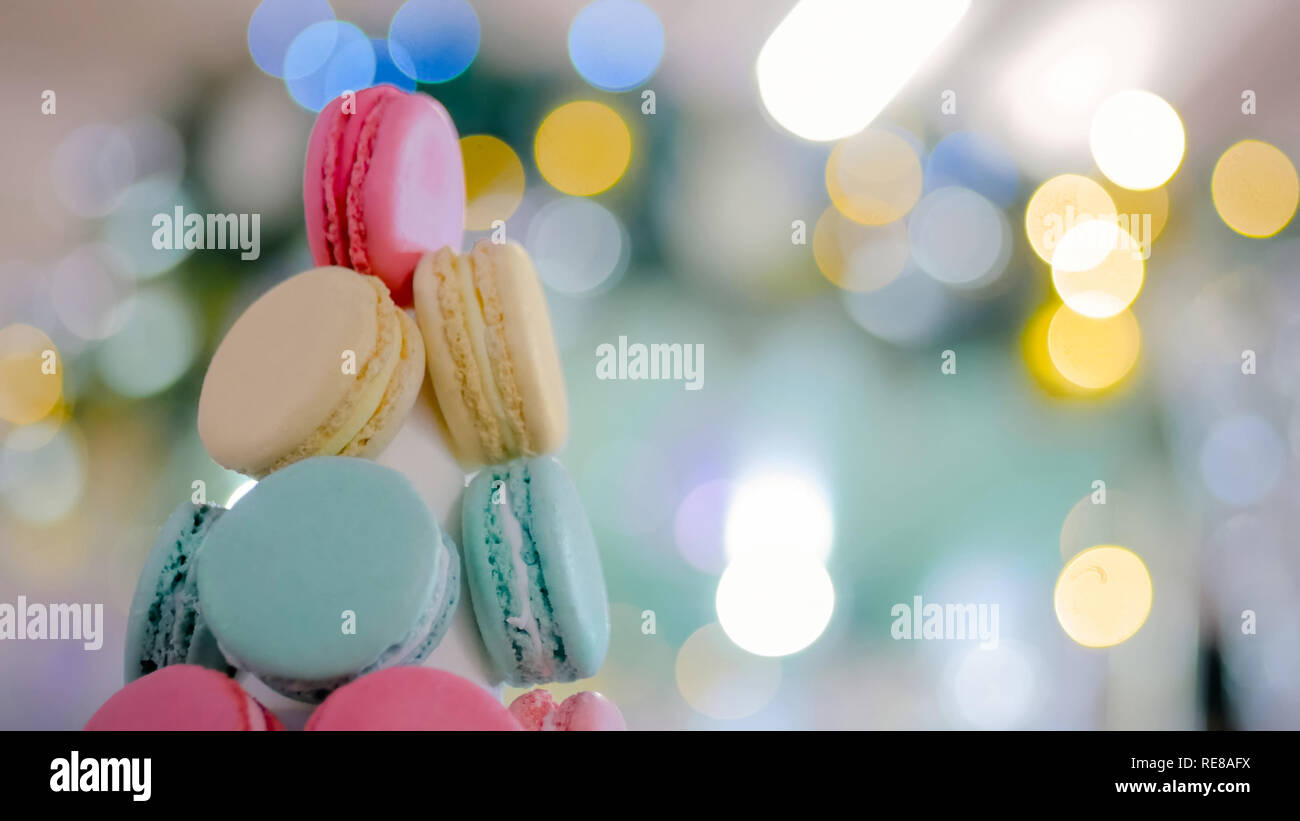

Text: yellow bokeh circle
xmin=534 ymin=101 xmax=631 ymax=196
xmin=0 ymin=324 xmax=62 ymax=425
xmin=1021 ymin=300 xmax=1086 ymax=397
xmin=1211 ymin=139 xmax=1299 ymax=238
xmin=1024 ymin=174 xmax=1117 ymax=265
xmin=1046 ymin=305 xmax=1140 ymax=391
xmin=1050 ymin=220 xmax=1145 ymax=319
xmin=825 ymin=129 xmax=922 ymax=225
xmin=460 ymin=135 xmax=526 ymax=231
xmin=812 ymin=206 xmax=909 ymax=292
xmin=1054 ymin=544 xmax=1153 ymax=648
xmin=1103 ymin=181 xmax=1169 ymax=254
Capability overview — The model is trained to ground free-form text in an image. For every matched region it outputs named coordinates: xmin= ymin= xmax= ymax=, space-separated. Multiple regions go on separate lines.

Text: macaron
xmin=304 ymin=85 xmax=465 ymax=306
xmin=461 ymin=456 xmax=609 ymax=686
xmin=306 ymin=667 xmax=520 ymax=731
xmin=413 ymin=240 xmax=568 ymax=468
xmin=509 ymin=689 xmax=627 ymax=731
xmin=123 ymin=502 xmax=232 ymax=683
xmin=198 ymin=266 xmax=425 ymax=478
xmin=196 ymin=457 xmax=460 ymax=703
xmin=85 ymin=666 xmax=283 ymax=731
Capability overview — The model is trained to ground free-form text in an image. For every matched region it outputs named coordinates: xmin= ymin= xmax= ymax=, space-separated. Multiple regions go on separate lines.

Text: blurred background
xmin=1 ymin=0 xmax=1298 ymax=729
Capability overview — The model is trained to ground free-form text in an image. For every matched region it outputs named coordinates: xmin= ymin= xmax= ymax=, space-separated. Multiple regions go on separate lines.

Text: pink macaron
xmin=84 ymin=666 xmax=284 ymax=731
xmin=508 ymin=689 xmax=627 ymax=731
xmin=304 ymin=85 xmax=465 ymax=306
xmin=306 ymin=667 xmax=521 ymax=731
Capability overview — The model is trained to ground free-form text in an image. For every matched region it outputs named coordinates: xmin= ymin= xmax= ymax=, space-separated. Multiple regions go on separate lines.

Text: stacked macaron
xmin=96 ymin=85 xmax=618 ymax=730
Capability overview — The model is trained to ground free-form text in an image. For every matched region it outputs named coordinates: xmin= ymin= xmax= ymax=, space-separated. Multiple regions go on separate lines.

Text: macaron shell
xmin=522 ymin=456 xmax=610 ymax=679
xmin=306 ymin=667 xmax=520 ymax=730
xmin=305 ymin=86 xmax=465 ymax=306
xmin=197 ymin=267 xmax=403 ymax=477
xmin=196 ymin=457 xmax=453 ymax=691
xmin=508 ymin=689 xmax=626 ymax=730
xmin=339 ymin=308 xmax=426 ymax=459
xmin=481 ymin=241 xmax=568 ymax=456
xmin=462 ymin=457 xmax=610 ymax=685
xmin=305 ymin=86 xmax=402 ymax=273
xmin=85 ymin=666 xmax=282 ymax=731
xmin=553 ymin=691 xmax=626 ymax=731
xmin=123 ymin=502 xmax=231 ymax=683
xmin=413 ymin=241 xmax=568 ymax=467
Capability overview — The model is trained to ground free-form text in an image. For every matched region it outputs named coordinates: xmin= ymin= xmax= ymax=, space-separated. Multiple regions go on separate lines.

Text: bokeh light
xmin=812 ymin=206 xmax=909 ymax=292
xmin=247 ymin=0 xmax=335 ymax=77
xmin=461 ymin=135 xmax=526 ymax=231
xmin=1103 ymin=181 xmax=1169 ymax=254
xmin=51 ymin=124 xmax=135 ymax=218
xmin=676 ymin=623 xmax=782 ymax=720
xmin=1211 ymin=140 xmax=1299 ymax=238
xmin=0 ymin=425 xmax=86 ymax=526
xmin=525 ymin=197 xmax=627 ymax=295
xmin=370 ymin=39 xmax=417 ymax=92
xmin=716 ymin=551 xmax=835 ymax=657
xmin=843 ymin=264 xmax=949 ymax=346
xmin=825 ymin=129 xmax=922 ymax=225
xmin=756 ymin=0 xmax=970 ymax=141
xmin=568 ymin=0 xmax=664 ymax=92
xmin=1089 ymin=90 xmax=1185 ymax=190
xmin=96 ymin=288 xmax=198 ymax=398
xmin=3 ymin=406 xmax=69 ymax=453
xmin=50 ymin=245 xmax=134 ymax=341
xmin=924 ymin=131 xmax=1019 ymax=208
xmin=674 ymin=479 xmax=732 ymax=574
xmin=1024 ymin=174 xmax=1117 ymax=265
xmin=103 ymin=181 xmax=197 ymax=279
xmin=1199 ymin=414 xmax=1285 ymax=507
xmin=1054 ymin=544 xmax=1153 ymax=648
xmin=1050 ymin=220 xmax=1144 ymax=318
xmin=1060 ymin=490 xmax=1141 ymax=563
xmin=1046 ymin=305 xmax=1140 ymax=390
xmin=1021 ymin=300 xmax=1086 ymax=397
xmin=534 ymin=101 xmax=631 ymax=196
xmin=284 ymin=20 xmax=375 ymax=112
xmin=724 ymin=472 xmax=833 ymax=562
xmin=388 ymin=0 xmax=480 ymax=83
xmin=947 ymin=642 xmax=1040 ymax=729
xmin=0 ymin=325 xmax=62 ymax=426
xmin=120 ymin=117 xmax=185 ymax=198
xmin=908 ymin=186 xmax=1011 ymax=288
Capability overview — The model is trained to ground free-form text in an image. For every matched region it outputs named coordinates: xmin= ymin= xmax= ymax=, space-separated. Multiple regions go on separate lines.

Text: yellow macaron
xmin=412 ymin=240 xmax=567 ymax=467
xmin=198 ymin=266 xmax=425 ymax=478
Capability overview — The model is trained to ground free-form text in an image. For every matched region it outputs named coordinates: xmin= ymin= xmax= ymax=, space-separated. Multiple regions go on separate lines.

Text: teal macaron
xmin=196 ymin=456 xmax=459 ymax=704
xmin=461 ymin=456 xmax=609 ymax=687
xmin=124 ymin=502 xmax=234 ymax=683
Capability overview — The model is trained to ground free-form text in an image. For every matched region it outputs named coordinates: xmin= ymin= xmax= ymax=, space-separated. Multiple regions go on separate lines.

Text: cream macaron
xmin=199 ymin=266 xmax=425 ymax=478
xmin=412 ymin=240 xmax=567 ymax=467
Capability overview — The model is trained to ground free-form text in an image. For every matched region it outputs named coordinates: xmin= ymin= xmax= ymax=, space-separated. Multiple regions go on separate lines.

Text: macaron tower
xmin=100 ymin=85 xmax=618 ymax=730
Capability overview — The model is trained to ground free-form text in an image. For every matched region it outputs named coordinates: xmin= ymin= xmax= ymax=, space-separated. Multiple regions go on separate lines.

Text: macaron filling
xmin=308 ymin=281 xmax=404 ymax=460
xmin=126 ymin=504 xmax=231 ymax=682
xmin=320 ymin=87 xmax=398 ymax=272
xmin=429 ymin=248 xmax=528 ymax=461
xmin=248 ymin=532 xmax=460 ymax=704
xmin=478 ymin=466 xmax=569 ymax=684
xmin=343 ymin=96 xmax=390 ymax=276
xmin=339 ymin=309 xmax=424 ymax=457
